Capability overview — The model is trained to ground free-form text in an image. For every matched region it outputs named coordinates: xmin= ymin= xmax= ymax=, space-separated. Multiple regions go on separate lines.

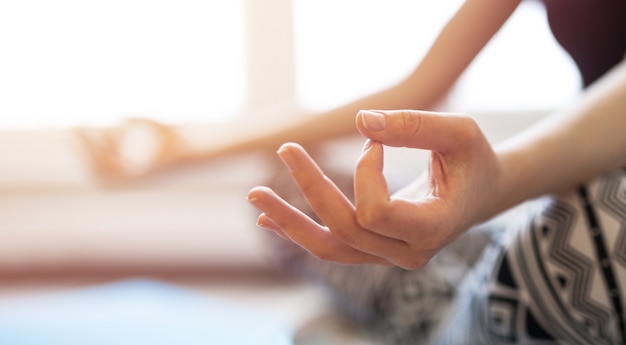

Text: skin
xmin=248 ymin=110 xmax=501 ymax=269
xmin=76 ymin=0 xmax=626 ymax=271
xmin=248 ymin=60 xmax=626 ymax=270
xmin=77 ymin=0 xmax=522 ymax=184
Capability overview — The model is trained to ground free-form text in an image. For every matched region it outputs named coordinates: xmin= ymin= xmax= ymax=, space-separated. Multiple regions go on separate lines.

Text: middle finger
xmin=276 ymin=143 xmax=407 ymax=256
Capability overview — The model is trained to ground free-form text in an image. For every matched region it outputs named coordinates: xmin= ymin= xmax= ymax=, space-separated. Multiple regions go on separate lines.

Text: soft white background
xmin=0 ymin=0 xmax=581 ymax=271
xmin=0 ymin=0 xmax=579 ymax=130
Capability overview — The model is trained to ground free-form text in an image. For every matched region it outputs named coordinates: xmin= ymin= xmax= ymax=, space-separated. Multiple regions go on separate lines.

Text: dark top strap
xmin=541 ymin=0 xmax=626 ymax=87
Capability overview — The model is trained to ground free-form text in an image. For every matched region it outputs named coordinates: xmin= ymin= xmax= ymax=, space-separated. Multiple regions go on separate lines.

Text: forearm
xmin=495 ymin=60 xmax=626 ymax=211
xmin=181 ymin=76 xmax=445 ymax=163
xmin=182 ymin=0 xmax=522 ymax=163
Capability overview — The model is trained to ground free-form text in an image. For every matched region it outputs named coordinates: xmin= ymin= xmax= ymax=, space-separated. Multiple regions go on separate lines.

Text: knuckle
xmin=456 ymin=115 xmax=482 ymax=141
xmin=355 ymin=204 xmax=387 ymax=229
xmin=331 ymin=226 xmax=358 ymax=246
xmin=294 ymin=172 xmax=326 ymax=195
xmin=400 ymin=111 xmax=422 ymax=138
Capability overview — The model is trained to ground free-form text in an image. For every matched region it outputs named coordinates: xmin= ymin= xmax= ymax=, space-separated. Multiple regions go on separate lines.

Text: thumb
xmin=356 ymin=110 xmax=479 ymax=152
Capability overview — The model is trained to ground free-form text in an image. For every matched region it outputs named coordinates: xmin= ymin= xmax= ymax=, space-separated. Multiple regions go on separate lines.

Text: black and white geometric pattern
xmin=263 ymin=167 xmax=489 ymax=345
xmin=436 ymin=169 xmax=626 ymax=344
xmin=263 ymin=165 xmax=626 ymax=344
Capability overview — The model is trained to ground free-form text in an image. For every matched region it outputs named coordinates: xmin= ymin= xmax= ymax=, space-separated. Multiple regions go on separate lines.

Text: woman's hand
xmin=75 ymin=118 xmax=188 ymax=185
xmin=248 ymin=110 xmax=504 ymax=270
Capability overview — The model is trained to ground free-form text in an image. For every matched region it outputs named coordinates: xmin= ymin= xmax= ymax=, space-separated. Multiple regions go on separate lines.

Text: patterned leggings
xmin=265 ymin=168 xmax=626 ymax=345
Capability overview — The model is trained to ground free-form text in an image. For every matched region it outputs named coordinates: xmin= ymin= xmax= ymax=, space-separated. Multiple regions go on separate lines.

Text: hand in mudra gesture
xmin=248 ymin=110 xmax=504 ymax=270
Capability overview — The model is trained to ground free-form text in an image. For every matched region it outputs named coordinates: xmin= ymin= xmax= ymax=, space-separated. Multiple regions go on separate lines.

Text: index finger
xmin=276 ymin=142 xmax=408 ymax=256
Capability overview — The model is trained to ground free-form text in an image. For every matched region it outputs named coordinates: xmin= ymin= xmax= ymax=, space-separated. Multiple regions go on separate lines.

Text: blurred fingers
xmin=247 ymin=186 xmax=389 ymax=265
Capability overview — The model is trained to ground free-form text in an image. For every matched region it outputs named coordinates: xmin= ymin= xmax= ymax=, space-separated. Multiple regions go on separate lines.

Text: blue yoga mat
xmin=0 ymin=279 xmax=292 ymax=345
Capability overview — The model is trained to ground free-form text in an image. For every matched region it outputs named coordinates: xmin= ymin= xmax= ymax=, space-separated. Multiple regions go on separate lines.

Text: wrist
xmin=492 ymin=144 xmax=540 ymax=214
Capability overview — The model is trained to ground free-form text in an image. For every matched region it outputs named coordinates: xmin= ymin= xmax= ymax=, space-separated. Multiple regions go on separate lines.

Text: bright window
xmin=0 ymin=0 xmax=246 ymax=129
xmin=0 ymin=1 xmax=581 ymax=130
xmin=293 ymin=0 xmax=581 ymax=113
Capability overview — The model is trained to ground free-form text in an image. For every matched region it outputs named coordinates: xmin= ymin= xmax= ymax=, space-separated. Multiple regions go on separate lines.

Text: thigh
xmin=436 ymin=168 xmax=626 ymax=344
xmin=262 ymin=166 xmax=491 ymax=344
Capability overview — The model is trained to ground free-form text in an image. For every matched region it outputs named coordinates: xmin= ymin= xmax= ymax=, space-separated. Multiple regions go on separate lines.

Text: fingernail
xmin=247 ymin=194 xmax=258 ymax=204
xmin=360 ymin=110 xmax=386 ymax=131
xmin=247 ymin=188 xmax=267 ymax=209
xmin=247 ymin=195 xmax=263 ymax=209
xmin=256 ymin=215 xmax=268 ymax=228
xmin=277 ymin=144 xmax=297 ymax=172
